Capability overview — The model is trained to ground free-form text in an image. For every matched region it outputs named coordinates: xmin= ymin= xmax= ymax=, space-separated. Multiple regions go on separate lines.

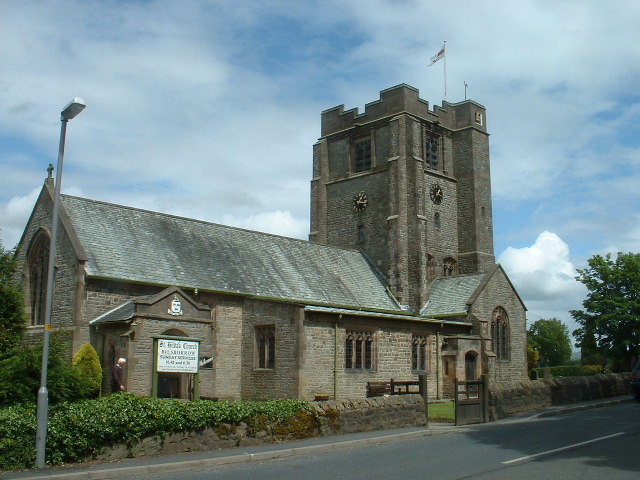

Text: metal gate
xmin=455 ymin=376 xmax=487 ymax=425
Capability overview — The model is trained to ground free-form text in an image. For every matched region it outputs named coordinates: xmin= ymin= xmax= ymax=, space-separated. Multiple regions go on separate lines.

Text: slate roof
xmin=420 ymin=273 xmax=486 ymax=317
xmin=90 ymin=301 xmax=135 ymax=324
xmin=60 ymin=195 xmax=402 ymax=312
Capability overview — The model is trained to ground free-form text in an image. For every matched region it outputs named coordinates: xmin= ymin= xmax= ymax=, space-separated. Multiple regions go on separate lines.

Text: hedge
xmin=0 ymin=394 xmax=311 ymax=471
xmin=530 ymin=364 xmax=603 ymax=379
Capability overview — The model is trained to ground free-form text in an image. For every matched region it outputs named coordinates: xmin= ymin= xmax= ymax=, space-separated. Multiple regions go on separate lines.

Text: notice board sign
xmin=157 ymin=339 xmax=199 ymax=373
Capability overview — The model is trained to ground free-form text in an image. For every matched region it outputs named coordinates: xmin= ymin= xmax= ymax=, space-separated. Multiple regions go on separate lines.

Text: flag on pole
xmin=428 ymin=43 xmax=445 ymax=66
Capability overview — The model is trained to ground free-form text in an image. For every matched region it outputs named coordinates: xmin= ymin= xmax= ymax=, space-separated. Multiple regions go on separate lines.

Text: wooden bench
xmin=366 ymin=381 xmax=392 ymax=397
xmin=366 ymin=379 xmax=421 ymax=397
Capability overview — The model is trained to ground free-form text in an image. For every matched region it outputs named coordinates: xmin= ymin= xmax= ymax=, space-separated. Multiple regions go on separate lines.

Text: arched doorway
xmin=465 ymin=352 xmax=478 ymax=381
xmin=154 ymin=329 xmax=200 ymax=400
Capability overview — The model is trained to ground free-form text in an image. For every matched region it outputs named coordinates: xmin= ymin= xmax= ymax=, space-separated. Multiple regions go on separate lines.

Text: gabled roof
xmin=60 ymin=194 xmax=401 ymax=312
xmin=420 ymin=273 xmax=486 ymax=316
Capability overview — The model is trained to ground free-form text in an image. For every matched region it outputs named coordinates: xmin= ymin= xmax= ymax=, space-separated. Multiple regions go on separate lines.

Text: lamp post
xmin=36 ymin=98 xmax=86 ymax=468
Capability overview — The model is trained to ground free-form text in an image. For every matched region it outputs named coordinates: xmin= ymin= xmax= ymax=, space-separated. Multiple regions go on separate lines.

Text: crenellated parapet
xmin=321 ymin=83 xmax=487 ymax=137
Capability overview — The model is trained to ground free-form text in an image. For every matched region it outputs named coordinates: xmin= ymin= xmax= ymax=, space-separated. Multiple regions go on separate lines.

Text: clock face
xmin=430 ymin=184 xmax=443 ymax=205
xmin=352 ymin=191 xmax=368 ymax=212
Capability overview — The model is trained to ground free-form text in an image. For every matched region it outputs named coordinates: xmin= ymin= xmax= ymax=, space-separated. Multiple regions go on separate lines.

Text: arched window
xmin=434 ymin=212 xmax=441 ymax=230
xmin=26 ymin=232 xmax=50 ymax=326
xmin=412 ymin=335 xmax=428 ymax=371
xmin=491 ymin=307 xmax=510 ymax=360
xmin=443 ymin=257 xmax=457 ymax=277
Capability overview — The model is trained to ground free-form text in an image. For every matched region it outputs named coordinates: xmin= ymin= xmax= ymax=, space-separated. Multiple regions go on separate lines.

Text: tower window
xmin=354 ymin=138 xmax=372 ymax=172
xmin=357 ymin=224 xmax=366 ymax=242
xmin=434 ymin=212 xmax=441 ymax=230
xmin=425 ymin=136 xmax=439 ymax=170
xmin=443 ymin=257 xmax=457 ymax=277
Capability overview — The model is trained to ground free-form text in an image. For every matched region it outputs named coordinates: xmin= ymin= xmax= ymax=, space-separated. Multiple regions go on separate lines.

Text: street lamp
xmin=36 ymin=98 xmax=86 ymax=469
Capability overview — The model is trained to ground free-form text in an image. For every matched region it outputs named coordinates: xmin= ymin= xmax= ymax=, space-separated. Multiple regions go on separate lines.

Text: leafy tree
xmin=571 ymin=252 xmax=640 ymax=372
xmin=527 ymin=344 xmax=540 ymax=371
xmin=0 ymin=241 xmax=25 ymax=359
xmin=0 ymin=335 xmax=94 ymax=406
xmin=528 ymin=318 xmax=572 ymax=366
xmin=72 ymin=343 xmax=103 ymax=396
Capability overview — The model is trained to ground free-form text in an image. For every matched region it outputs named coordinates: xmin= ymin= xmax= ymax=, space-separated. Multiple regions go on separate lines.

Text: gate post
xmin=419 ymin=374 xmax=429 ymax=427
xmin=454 ymin=378 xmax=459 ymax=425
xmin=482 ymin=374 xmax=490 ymax=423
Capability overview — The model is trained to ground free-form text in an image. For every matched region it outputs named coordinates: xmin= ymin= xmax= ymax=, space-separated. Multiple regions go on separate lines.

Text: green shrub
xmin=530 ymin=364 xmax=603 ymax=379
xmin=72 ymin=343 xmax=102 ymax=396
xmin=0 ymin=336 xmax=96 ymax=406
xmin=0 ymin=394 xmax=313 ymax=470
xmin=0 ymin=404 xmax=36 ymax=470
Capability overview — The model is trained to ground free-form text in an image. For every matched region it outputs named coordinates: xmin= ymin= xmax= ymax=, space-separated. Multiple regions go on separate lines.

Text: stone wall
xmin=488 ymin=374 xmax=630 ymax=421
xmin=93 ymin=394 xmax=427 ymax=462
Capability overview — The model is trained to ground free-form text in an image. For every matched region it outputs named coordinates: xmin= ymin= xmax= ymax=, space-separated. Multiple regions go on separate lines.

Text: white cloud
xmin=0 ymin=188 xmax=41 ymax=248
xmin=2 ymin=0 xmax=640 ymax=333
xmin=498 ymin=231 xmax=587 ymax=333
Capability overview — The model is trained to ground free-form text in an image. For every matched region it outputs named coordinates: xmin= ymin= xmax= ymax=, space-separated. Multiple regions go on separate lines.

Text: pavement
xmin=1 ymin=396 xmax=634 ymax=480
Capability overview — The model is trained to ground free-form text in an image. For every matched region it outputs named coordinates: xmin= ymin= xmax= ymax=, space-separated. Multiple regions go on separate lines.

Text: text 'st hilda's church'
xmin=17 ymin=84 xmax=527 ymax=401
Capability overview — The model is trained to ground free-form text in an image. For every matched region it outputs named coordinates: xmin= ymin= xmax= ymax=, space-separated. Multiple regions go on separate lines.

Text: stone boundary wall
xmin=93 ymin=395 xmax=427 ymax=462
xmin=489 ymin=373 xmax=630 ymax=421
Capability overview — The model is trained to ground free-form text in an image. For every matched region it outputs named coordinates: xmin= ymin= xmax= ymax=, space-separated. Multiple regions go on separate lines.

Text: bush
xmin=530 ymin=364 xmax=603 ymax=379
xmin=0 ymin=335 xmax=96 ymax=406
xmin=0 ymin=394 xmax=312 ymax=470
xmin=72 ymin=344 xmax=102 ymax=397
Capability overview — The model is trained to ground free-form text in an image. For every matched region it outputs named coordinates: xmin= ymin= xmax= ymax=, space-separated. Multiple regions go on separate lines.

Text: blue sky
xmin=2 ymin=0 xmax=640 ymax=337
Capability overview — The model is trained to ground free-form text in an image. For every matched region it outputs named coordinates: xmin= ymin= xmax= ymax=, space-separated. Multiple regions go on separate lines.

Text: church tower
xmin=310 ymin=84 xmax=495 ymax=311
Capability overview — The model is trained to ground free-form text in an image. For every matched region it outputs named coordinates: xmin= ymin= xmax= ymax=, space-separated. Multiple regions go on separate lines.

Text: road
xmin=124 ymin=402 xmax=640 ymax=480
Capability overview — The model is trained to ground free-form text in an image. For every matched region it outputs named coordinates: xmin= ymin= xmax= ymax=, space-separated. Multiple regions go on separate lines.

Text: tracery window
xmin=354 ymin=138 xmax=372 ymax=172
xmin=411 ymin=335 xmax=428 ymax=371
xmin=443 ymin=257 xmax=457 ymax=277
xmin=345 ymin=330 xmax=374 ymax=370
xmin=255 ymin=325 xmax=275 ymax=369
xmin=27 ymin=232 xmax=50 ymax=326
xmin=491 ymin=307 xmax=510 ymax=360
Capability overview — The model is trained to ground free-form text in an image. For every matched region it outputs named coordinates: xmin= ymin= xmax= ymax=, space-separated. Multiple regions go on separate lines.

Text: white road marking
xmin=502 ymin=432 xmax=625 ymax=464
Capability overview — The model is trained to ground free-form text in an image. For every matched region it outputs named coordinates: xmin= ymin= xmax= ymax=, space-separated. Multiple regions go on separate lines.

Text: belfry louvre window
xmin=491 ymin=307 xmax=510 ymax=360
xmin=412 ymin=335 xmax=428 ymax=371
xmin=345 ymin=330 xmax=374 ymax=369
xmin=354 ymin=138 xmax=372 ymax=172
xmin=425 ymin=136 xmax=439 ymax=170
xmin=255 ymin=325 xmax=275 ymax=369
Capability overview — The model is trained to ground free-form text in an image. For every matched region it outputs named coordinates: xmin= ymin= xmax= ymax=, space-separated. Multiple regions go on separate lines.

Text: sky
xmin=2 ymin=0 xmax=639 ymax=341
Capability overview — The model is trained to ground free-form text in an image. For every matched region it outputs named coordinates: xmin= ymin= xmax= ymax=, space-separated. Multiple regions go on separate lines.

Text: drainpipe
xmin=436 ymin=331 xmax=441 ymax=399
xmin=333 ymin=317 xmax=341 ymax=400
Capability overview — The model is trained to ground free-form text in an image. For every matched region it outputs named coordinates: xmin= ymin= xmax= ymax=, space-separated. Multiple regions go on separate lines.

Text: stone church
xmin=16 ymin=84 xmax=527 ymax=401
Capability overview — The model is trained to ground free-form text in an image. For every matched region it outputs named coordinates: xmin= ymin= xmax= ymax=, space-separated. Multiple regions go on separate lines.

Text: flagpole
xmin=443 ymin=40 xmax=447 ymax=101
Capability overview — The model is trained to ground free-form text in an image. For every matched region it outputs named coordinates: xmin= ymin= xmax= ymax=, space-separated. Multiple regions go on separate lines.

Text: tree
xmin=527 ymin=344 xmax=540 ymax=372
xmin=571 ymin=252 xmax=640 ymax=372
xmin=72 ymin=343 xmax=103 ymax=396
xmin=528 ymin=318 xmax=572 ymax=366
xmin=0 ymin=241 xmax=25 ymax=360
xmin=0 ymin=334 xmax=95 ymax=406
